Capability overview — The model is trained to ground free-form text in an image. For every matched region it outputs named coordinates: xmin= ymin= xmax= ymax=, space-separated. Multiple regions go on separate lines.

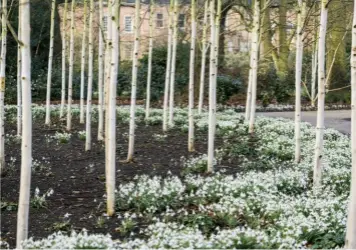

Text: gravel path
xmin=257 ymin=110 xmax=351 ymax=135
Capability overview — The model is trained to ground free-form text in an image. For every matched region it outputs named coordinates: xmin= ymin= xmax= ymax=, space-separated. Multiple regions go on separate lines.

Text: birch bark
xmin=66 ymin=0 xmax=76 ymax=131
xmin=85 ymin=0 xmax=94 ymax=151
xmin=188 ymin=0 xmax=196 ymax=152
xmin=145 ymin=0 xmax=154 ymax=120
xmin=168 ymin=0 xmax=178 ymax=127
xmin=198 ymin=0 xmax=208 ymax=115
xmin=345 ymin=0 xmax=356 ymax=247
xmin=162 ymin=0 xmax=173 ymax=131
xmin=248 ymin=0 xmax=260 ymax=134
xmin=45 ymin=0 xmax=56 ymax=125
xmin=16 ymin=0 xmax=32 ymax=246
xmin=60 ymin=0 xmax=68 ymax=118
xmin=127 ymin=0 xmax=141 ymax=161
xmin=106 ymin=0 xmax=119 ymax=216
xmin=313 ymin=0 xmax=328 ymax=189
xmin=80 ymin=0 xmax=88 ymax=124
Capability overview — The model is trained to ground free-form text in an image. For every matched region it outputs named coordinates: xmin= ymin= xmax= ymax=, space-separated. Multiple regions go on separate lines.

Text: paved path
xmin=257 ymin=110 xmax=351 ymax=135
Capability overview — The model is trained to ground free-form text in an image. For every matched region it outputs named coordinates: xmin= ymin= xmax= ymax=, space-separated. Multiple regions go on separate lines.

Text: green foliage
xmin=257 ymin=62 xmax=294 ymax=104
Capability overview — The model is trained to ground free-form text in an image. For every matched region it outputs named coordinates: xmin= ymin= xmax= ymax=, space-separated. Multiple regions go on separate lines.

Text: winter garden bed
xmin=0 ymin=105 xmax=352 ymax=249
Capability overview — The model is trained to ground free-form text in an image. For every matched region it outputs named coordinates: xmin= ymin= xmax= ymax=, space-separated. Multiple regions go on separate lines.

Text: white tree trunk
xmin=345 ymin=0 xmax=356 ymax=246
xmin=0 ymin=0 xmax=7 ymax=172
xmin=127 ymin=0 xmax=141 ymax=161
xmin=145 ymin=0 xmax=154 ymax=120
xmin=311 ymin=7 xmax=318 ymax=107
xmin=106 ymin=0 xmax=119 ymax=216
xmin=17 ymin=4 xmax=22 ymax=135
xmin=313 ymin=0 xmax=328 ymax=189
xmin=197 ymin=0 xmax=208 ymax=115
xmin=248 ymin=0 xmax=260 ymax=134
xmin=60 ymin=0 xmax=68 ymax=118
xmin=207 ymin=0 xmax=216 ymax=173
xmin=245 ymin=69 xmax=252 ymax=120
xmin=294 ymin=0 xmax=305 ymax=163
xmin=168 ymin=0 xmax=178 ymax=127
xmin=66 ymin=0 xmax=76 ymax=131
xmin=80 ymin=0 xmax=88 ymax=124
xmin=16 ymin=0 xmax=32 ymax=247
xmin=162 ymin=0 xmax=173 ymax=131
xmin=45 ymin=0 xmax=56 ymax=125
xmin=188 ymin=0 xmax=196 ymax=152
xmin=104 ymin=1 xmax=113 ymax=172
xmin=85 ymin=0 xmax=94 ymax=151
xmin=97 ymin=0 xmax=104 ymax=140
xmin=311 ymin=43 xmax=318 ymax=107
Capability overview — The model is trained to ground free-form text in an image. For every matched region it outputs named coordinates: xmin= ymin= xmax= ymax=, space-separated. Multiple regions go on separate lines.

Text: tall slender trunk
xmin=97 ymin=0 xmax=104 ymax=140
xmin=106 ymin=0 xmax=119 ymax=216
xmin=16 ymin=0 xmax=32 ymax=247
xmin=168 ymin=0 xmax=178 ymax=127
xmin=17 ymin=3 xmax=22 ymax=135
xmin=45 ymin=0 xmax=56 ymax=125
xmin=245 ymin=69 xmax=252 ymax=120
xmin=198 ymin=0 xmax=208 ymax=115
xmin=213 ymin=0 xmax=221 ymax=131
xmin=294 ymin=0 xmax=305 ymax=163
xmin=345 ymin=0 xmax=356 ymax=246
xmin=311 ymin=6 xmax=318 ymax=107
xmin=162 ymin=0 xmax=173 ymax=131
xmin=60 ymin=0 xmax=68 ymax=118
xmin=104 ymin=1 xmax=113 ymax=180
xmin=313 ymin=0 xmax=328 ymax=189
xmin=207 ymin=0 xmax=216 ymax=173
xmin=311 ymin=43 xmax=318 ymax=107
xmin=0 ymin=0 xmax=7 ymax=173
xmin=66 ymin=0 xmax=76 ymax=131
xmin=248 ymin=0 xmax=260 ymax=134
xmin=188 ymin=0 xmax=196 ymax=152
xmin=127 ymin=0 xmax=141 ymax=161
xmin=80 ymin=0 xmax=88 ymax=124
xmin=85 ymin=0 xmax=94 ymax=151
xmin=145 ymin=0 xmax=154 ymax=120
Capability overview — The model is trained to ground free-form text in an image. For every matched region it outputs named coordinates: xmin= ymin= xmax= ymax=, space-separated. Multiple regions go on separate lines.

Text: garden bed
xmin=0 ymin=106 xmax=352 ymax=249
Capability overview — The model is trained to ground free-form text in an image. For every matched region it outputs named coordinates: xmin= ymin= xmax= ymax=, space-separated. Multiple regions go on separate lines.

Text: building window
xmin=122 ymin=42 xmax=134 ymax=60
xmin=103 ymin=16 xmax=108 ymax=31
xmin=178 ymin=14 xmax=185 ymax=28
xmin=124 ymin=16 xmax=133 ymax=33
xmin=156 ymin=13 xmax=163 ymax=28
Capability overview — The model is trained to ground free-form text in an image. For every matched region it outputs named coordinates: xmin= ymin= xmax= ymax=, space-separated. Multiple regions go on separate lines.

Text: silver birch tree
xmin=66 ymin=0 xmax=76 ymax=131
xmin=17 ymin=2 xmax=21 ymax=135
xmin=207 ymin=0 xmax=216 ymax=172
xmin=248 ymin=0 xmax=260 ymax=134
xmin=188 ymin=0 xmax=196 ymax=152
xmin=80 ymin=0 xmax=88 ymax=124
xmin=97 ymin=0 xmax=104 ymax=140
xmin=145 ymin=0 xmax=154 ymax=120
xmin=294 ymin=0 xmax=305 ymax=163
xmin=162 ymin=0 xmax=173 ymax=131
xmin=198 ymin=0 xmax=208 ymax=115
xmin=85 ymin=0 xmax=94 ymax=151
xmin=16 ymin=0 xmax=32 ymax=246
xmin=0 ymin=0 xmax=7 ymax=172
xmin=345 ymin=0 xmax=356 ymax=246
xmin=127 ymin=0 xmax=141 ymax=161
xmin=60 ymin=0 xmax=68 ymax=118
xmin=168 ymin=0 xmax=178 ymax=127
xmin=313 ymin=0 xmax=328 ymax=188
xmin=106 ymin=0 xmax=119 ymax=216
xmin=45 ymin=0 xmax=56 ymax=125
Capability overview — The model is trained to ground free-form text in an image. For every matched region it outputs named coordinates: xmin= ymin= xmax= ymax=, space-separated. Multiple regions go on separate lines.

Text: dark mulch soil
xmin=1 ymin=118 xmax=224 ymax=248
